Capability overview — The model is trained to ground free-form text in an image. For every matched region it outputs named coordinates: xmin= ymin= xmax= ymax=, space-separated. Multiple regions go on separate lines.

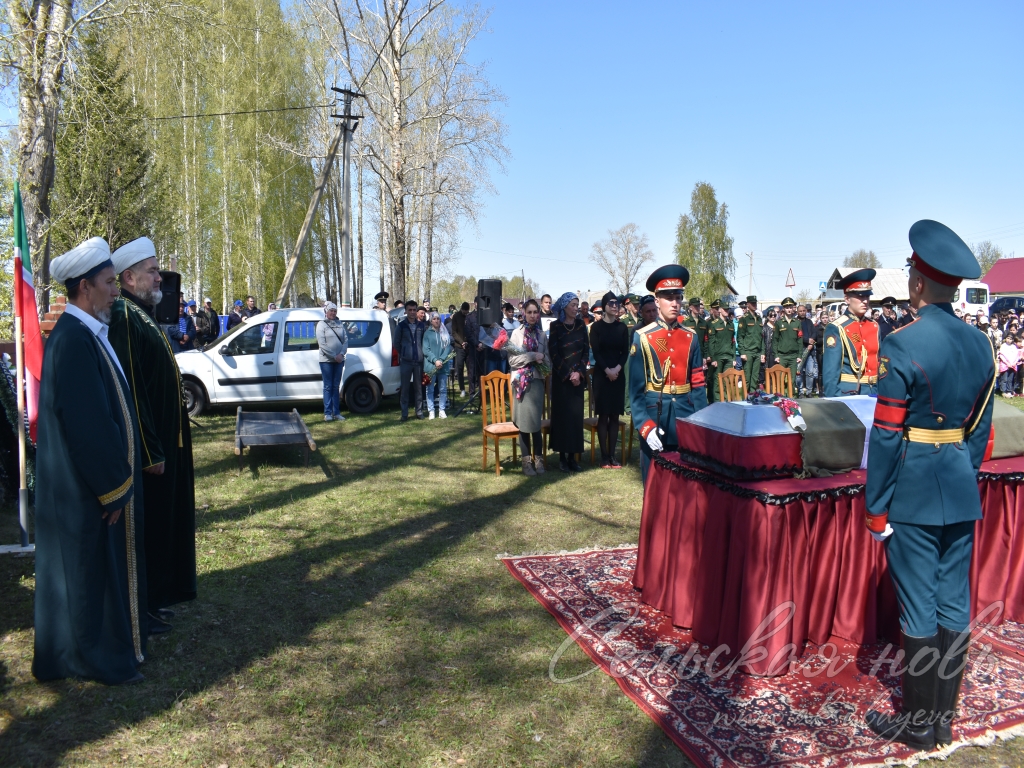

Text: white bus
xmin=952 ymin=280 xmax=990 ymax=317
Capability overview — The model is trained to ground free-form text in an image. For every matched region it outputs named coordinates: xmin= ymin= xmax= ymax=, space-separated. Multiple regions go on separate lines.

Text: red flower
xmin=492 ymin=329 xmax=509 ymax=350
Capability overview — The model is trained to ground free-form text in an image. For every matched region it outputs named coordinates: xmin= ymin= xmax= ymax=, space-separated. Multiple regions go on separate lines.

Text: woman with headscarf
xmin=422 ymin=311 xmax=454 ymax=418
xmin=548 ymin=292 xmax=590 ymax=472
xmin=588 ymin=291 xmax=629 ymax=467
xmin=508 ymin=299 xmax=551 ymax=475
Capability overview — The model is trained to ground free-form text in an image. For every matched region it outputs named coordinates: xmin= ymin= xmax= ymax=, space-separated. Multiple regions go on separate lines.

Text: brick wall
xmin=39 ymin=295 xmax=66 ymax=336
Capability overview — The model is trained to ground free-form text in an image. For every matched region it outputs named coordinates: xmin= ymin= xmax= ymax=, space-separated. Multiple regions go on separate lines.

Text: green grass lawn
xmin=1 ymin=394 xmax=1022 ymax=767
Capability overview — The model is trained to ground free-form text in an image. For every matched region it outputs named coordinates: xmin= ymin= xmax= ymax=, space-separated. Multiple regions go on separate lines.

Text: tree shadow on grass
xmin=0 ymin=452 xmax=544 ymax=766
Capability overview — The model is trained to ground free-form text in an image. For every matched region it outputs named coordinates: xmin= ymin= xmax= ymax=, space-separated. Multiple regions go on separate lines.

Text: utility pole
xmin=276 ymin=87 xmax=363 ymax=307
xmin=746 ymin=251 xmax=754 ymax=296
xmin=333 ymin=87 xmax=362 ymax=307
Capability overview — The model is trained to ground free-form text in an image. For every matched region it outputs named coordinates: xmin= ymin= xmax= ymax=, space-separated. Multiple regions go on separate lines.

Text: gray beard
xmin=95 ymin=307 xmax=111 ymax=325
xmin=136 ymin=287 xmax=163 ymax=307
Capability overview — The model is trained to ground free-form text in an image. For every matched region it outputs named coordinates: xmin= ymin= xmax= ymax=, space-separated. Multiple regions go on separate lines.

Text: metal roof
xmin=983 ymin=258 xmax=1024 ymax=295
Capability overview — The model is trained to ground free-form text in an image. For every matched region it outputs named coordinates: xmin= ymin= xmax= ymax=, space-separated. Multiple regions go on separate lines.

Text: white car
xmin=175 ymin=307 xmax=401 ymax=416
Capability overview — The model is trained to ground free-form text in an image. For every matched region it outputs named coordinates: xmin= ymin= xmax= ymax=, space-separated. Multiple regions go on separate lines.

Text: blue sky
xmin=451 ymin=1 xmax=1024 ymax=300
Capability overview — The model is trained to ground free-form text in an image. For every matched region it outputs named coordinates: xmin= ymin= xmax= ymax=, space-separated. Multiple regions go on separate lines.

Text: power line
xmin=460 ymin=245 xmax=592 ymax=265
xmin=139 ymin=103 xmax=334 ymax=122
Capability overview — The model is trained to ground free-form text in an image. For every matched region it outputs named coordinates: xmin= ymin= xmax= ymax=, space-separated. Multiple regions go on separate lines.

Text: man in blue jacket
xmin=865 ymin=220 xmax=996 ymax=751
xmin=396 ymin=300 xmax=426 ymax=421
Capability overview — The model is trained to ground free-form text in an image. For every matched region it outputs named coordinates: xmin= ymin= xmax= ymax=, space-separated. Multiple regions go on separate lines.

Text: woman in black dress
xmin=589 ymin=291 xmax=629 ymax=468
xmin=548 ymin=292 xmax=589 ymax=472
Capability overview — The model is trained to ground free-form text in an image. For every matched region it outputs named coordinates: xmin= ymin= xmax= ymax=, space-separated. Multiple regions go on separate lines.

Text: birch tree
xmin=674 ymin=181 xmax=736 ymax=301
xmin=590 ymin=223 xmax=653 ymax=294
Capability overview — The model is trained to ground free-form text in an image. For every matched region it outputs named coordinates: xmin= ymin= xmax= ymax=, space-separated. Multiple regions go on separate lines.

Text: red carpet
xmin=502 ymin=546 xmax=1024 ymax=768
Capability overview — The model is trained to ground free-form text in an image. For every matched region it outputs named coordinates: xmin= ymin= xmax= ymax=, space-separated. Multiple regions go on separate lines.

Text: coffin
xmin=675 ymin=396 xmax=877 ymax=480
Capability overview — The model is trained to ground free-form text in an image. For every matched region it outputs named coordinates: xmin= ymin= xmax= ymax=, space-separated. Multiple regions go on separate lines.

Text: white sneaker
xmin=439 ymin=410 xmax=447 ymax=419
xmin=324 ymin=414 xmax=333 ymax=422
xmin=429 ymin=411 xmax=435 ymax=419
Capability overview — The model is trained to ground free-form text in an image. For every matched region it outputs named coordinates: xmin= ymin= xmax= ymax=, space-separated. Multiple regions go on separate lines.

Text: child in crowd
xmin=998 ymin=333 xmax=1019 ymax=397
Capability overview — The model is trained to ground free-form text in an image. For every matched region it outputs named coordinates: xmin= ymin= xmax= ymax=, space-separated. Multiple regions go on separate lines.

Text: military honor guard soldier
xmin=737 ymin=296 xmax=764 ymax=393
xmin=33 ymin=238 xmax=149 ymax=685
xmin=628 ymin=265 xmax=709 ymax=484
xmin=865 ymin=220 xmax=996 ymax=750
xmin=773 ymin=297 xmax=803 ymax=392
xmin=706 ymin=300 xmax=736 ymax=403
xmin=109 ymin=238 xmax=197 ymax=636
xmin=823 ymin=269 xmax=882 ymax=396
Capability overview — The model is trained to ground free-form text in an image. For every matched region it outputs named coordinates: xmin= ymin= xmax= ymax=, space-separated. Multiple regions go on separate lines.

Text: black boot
xmin=866 ymin=632 xmax=938 ymax=751
xmin=935 ymin=626 xmax=970 ymax=746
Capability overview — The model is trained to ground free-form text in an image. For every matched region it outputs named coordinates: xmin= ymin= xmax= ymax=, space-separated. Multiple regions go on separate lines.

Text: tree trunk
xmin=13 ymin=0 xmax=74 ymax=315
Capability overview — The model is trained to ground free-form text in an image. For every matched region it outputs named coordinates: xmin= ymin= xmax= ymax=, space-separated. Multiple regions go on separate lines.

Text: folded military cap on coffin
xmin=646 ymin=265 xmax=690 ymax=293
xmin=908 ymin=219 xmax=981 ymax=286
xmin=111 ymin=237 xmax=156 ymax=274
xmin=837 ymin=268 xmax=875 ymax=293
xmin=50 ymin=237 xmax=112 ymax=289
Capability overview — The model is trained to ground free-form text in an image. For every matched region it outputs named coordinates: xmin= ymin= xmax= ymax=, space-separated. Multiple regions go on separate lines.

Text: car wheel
xmin=345 ymin=376 xmax=381 ymax=414
xmin=183 ymin=380 xmax=206 ymax=417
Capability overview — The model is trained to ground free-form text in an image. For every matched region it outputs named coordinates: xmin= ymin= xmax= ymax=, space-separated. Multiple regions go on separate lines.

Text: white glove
xmin=870 ymin=523 xmax=894 ymax=543
xmin=646 ymin=428 xmax=664 ymax=452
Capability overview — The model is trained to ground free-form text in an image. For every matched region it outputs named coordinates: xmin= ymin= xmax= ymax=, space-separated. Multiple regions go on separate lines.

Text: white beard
xmin=95 ymin=307 xmax=112 ymax=325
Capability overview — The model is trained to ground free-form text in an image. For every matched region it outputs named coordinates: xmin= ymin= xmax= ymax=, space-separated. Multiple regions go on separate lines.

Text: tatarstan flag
xmin=13 ymin=181 xmax=41 ymax=442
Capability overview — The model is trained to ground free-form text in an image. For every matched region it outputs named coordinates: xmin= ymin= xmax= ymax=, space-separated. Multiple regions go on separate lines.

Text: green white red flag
xmin=13 ymin=181 xmax=41 ymax=442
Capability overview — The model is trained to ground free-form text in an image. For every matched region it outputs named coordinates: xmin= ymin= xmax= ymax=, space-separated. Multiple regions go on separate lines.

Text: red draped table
xmin=633 ymin=452 xmax=1024 ymax=676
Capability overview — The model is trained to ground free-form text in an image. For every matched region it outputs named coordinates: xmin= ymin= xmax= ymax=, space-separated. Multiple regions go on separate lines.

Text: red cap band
xmin=655 ymin=278 xmax=684 ymax=291
xmin=909 ymin=252 xmax=961 ymax=287
xmin=845 ymin=281 xmax=872 ymax=292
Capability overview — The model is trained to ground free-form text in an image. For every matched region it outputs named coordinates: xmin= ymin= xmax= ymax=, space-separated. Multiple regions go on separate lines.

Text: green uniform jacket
xmin=108 ymin=292 xmax=197 ymax=611
xmin=774 ymin=317 xmax=802 ymax=356
xmin=737 ymin=311 xmax=764 ymax=355
xmin=706 ymin=317 xmax=734 ymax=360
xmin=33 ymin=311 xmax=148 ymax=684
xmin=681 ymin=314 xmax=709 ymax=358
xmin=866 ymin=303 xmax=995 ymax=525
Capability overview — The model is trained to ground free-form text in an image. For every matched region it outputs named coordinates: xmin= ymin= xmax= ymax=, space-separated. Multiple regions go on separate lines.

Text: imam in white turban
xmin=111 ymin=237 xmax=156 ymax=275
xmin=50 ymin=237 xmax=112 ymax=289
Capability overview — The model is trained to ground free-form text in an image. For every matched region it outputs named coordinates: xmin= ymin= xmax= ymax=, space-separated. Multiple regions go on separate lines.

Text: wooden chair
xmin=717 ymin=368 xmax=748 ymax=402
xmin=539 ymin=375 xmax=552 ymax=455
xmin=764 ymin=364 xmax=794 ymax=398
xmin=480 ymin=370 xmax=519 ymax=476
xmin=584 ymin=370 xmax=629 ymax=465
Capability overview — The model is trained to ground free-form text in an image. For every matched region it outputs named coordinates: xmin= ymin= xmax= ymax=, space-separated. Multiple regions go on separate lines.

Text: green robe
xmin=108 ymin=291 xmax=197 ymax=610
xmin=33 ymin=311 xmax=148 ymax=684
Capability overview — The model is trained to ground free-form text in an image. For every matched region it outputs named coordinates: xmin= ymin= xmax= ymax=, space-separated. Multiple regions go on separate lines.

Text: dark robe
xmin=34 ymin=311 xmax=148 ymax=684
xmin=108 ymin=290 xmax=197 ymax=610
xmin=548 ymin=318 xmax=590 ymax=453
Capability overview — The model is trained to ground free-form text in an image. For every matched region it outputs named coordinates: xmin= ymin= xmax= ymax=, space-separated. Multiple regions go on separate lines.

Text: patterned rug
xmin=501 ymin=546 xmax=1024 ymax=768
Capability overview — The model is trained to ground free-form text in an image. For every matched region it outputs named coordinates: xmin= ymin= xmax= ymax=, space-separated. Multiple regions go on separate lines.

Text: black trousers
xmin=399 ymin=362 xmax=423 ymax=416
xmin=453 ymin=345 xmax=468 ymax=391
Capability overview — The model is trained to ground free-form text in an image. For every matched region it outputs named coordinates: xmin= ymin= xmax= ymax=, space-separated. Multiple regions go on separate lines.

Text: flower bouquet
xmin=746 ymin=390 xmax=806 ymax=431
xmin=424 ymin=349 xmax=457 ymax=384
xmin=492 ymin=329 xmax=551 ymax=378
